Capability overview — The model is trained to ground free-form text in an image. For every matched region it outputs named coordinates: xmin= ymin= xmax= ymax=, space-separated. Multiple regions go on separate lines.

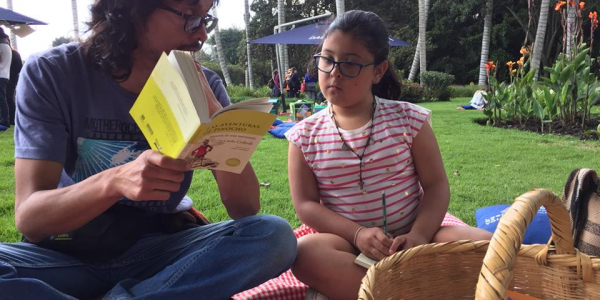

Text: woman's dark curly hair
xmin=82 ymin=0 xmax=218 ymax=81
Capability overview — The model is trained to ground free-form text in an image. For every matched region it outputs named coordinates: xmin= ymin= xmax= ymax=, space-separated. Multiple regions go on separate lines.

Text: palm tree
xmin=277 ymin=0 xmax=288 ymax=72
xmin=418 ymin=0 xmax=427 ymax=84
xmin=212 ymin=9 xmax=232 ymax=86
xmin=6 ymin=0 xmax=16 ymax=49
xmin=477 ymin=0 xmax=493 ymax=86
xmin=530 ymin=0 xmax=551 ymax=79
xmin=335 ymin=0 xmax=345 ymax=17
xmin=408 ymin=0 xmax=430 ymax=82
xmin=566 ymin=0 xmax=580 ymax=59
xmin=71 ymin=0 xmax=79 ymax=40
xmin=244 ymin=0 xmax=254 ymax=88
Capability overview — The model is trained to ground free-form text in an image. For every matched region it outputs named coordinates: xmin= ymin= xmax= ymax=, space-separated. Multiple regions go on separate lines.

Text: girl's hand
xmin=355 ymin=227 xmax=393 ymax=260
xmin=389 ymin=231 xmax=430 ymax=253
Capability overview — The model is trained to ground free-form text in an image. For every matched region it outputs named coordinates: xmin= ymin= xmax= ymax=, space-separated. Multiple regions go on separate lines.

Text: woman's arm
xmin=212 ymin=163 xmax=260 ymax=219
xmin=15 ymin=150 xmax=188 ymax=242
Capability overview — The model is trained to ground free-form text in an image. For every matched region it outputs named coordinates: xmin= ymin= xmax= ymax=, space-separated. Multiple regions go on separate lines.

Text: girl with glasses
xmin=285 ymin=10 xmax=492 ymax=299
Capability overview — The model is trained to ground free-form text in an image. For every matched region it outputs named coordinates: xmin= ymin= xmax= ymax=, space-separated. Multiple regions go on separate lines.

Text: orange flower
xmin=590 ymin=12 xmax=598 ymax=30
xmin=520 ymin=47 xmax=530 ymax=57
xmin=555 ymin=0 xmax=566 ymax=11
xmin=517 ymin=57 xmax=524 ymax=67
xmin=580 ymin=2 xmax=585 ymax=9
xmin=485 ymin=61 xmax=496 ymax=73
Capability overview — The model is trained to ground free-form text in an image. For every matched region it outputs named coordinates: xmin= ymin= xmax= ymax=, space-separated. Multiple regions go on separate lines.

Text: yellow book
xmin=130 ymin=51 xmax=276 ymax=174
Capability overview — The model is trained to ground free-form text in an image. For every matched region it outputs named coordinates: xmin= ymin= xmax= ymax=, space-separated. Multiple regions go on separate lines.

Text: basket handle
xmin=475 ymin=189 xmax=575 ymax=299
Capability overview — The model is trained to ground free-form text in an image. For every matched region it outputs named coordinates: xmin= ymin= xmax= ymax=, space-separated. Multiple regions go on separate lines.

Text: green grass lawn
xmin=1 ymin=98 xmax=599 ymax=242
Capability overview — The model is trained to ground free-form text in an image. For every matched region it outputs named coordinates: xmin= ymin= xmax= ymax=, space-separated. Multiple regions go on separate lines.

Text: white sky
xmin=0 ymin=0 xmax=247 ymax=61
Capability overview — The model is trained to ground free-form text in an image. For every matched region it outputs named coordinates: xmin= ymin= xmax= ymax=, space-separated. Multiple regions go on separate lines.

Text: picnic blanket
xmin=232 ymin=212 xmax=467 ymax=300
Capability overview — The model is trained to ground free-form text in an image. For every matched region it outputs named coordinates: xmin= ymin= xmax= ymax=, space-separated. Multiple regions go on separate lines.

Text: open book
xmin=130 ymin=51 xmax=276 ymax=174
xmin=354 ymin=253 xmax=378 ymax=269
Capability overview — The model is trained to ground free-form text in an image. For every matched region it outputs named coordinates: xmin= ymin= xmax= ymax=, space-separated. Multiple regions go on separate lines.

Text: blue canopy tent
xmin=0 ymin=7 xmax=46 ymax=25
xmin=250 ymin=21 xmax=410 ymax=46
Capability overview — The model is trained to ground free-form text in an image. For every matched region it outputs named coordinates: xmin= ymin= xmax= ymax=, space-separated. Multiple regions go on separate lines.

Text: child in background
xmin=285 ymin=10 xmax=492 ymax=300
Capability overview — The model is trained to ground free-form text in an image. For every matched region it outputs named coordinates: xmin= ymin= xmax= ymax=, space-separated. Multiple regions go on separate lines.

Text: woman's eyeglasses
xmin=313 ymin=54 xmax=376 ymax=78
xmin=157 ymin=3 xmax=218 ymax=34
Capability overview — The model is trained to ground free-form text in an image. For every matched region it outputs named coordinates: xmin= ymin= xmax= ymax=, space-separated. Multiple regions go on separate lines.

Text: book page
xmin=212 ymin=97 xmax=273 ymax=120
xmin=354 ymin=253 xmax=378 ymax=269
xmin=130 ymin=53 xmax=200 ymax=158
xmin=180 ymin=110 xmax=276 ymax=173
xmin=168 ymin=51 xmax=210 ymax=123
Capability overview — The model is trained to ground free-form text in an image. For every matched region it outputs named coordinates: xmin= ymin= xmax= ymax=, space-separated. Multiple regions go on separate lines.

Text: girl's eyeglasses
xmin=313 ymin=54 xmax=376 ymax=78
xmin=157 ymin=3 xmax=218 ymax=34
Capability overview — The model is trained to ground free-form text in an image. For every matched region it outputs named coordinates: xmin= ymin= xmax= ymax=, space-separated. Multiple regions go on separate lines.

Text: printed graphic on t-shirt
xmin=72 ymin=138 xmax=148 ymax=182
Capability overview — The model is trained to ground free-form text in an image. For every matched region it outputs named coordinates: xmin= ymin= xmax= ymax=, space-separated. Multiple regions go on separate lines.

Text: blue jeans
xmin=0 ymin=214 xmax=297 ymax=300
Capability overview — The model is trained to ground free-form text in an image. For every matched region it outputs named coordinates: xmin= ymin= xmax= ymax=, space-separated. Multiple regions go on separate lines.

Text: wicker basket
xmin=358 ymin=189 xmax=600 ymax=300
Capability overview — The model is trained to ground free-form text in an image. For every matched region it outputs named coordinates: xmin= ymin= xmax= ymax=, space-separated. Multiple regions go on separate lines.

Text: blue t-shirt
xmin=14 ymin=43 xmax=230 ymax=212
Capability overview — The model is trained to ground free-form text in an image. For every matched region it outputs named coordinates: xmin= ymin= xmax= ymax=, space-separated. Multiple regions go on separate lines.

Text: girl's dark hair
xmin=82 ymin=0 xmax=218 ymax=81
xmin=323 ymin=10 xmax=401 ymax=100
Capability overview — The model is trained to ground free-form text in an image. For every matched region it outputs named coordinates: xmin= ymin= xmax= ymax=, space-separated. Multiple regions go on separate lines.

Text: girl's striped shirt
xmin=285 ymin=97 xmax=431 ymax=236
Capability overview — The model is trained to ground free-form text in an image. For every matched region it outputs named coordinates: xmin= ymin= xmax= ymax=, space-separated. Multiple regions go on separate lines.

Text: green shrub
xmin=400 ymin=80 xmax=424 ymax=103
xmin=226 ymin=85 xmax=271 ymax=100
xmin=421 ymin=71 xmax=455 ymax=101
xmin=449 ymin=85 xmax=484 ymax=98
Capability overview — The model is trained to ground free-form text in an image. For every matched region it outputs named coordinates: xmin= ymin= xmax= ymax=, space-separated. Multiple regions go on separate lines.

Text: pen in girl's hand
xmin=382 ymin=190 xmax=388 ymax=236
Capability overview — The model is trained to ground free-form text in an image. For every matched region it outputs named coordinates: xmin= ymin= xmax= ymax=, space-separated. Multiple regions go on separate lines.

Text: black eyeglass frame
xmin=157 ymin=3 xmax=218 ymax=34
xmin=313 ymin=54 xmax=377 ymax=78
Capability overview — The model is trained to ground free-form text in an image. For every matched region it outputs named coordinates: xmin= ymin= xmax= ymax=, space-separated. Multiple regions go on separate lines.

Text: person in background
xmin=7 ymin=39 xmax=22 ymax=125
xmin=285 ymin=10 xmax=492 ymax=299
xmin=271 ymin=69 xmax=281 ymax=97
xmin=456 ymin=89 xmax=487 ymax=110
xmin=304 ymin=67 xmax=318 ymax=100
xmin=290 ymin=67 xmax=301 ymax=98
xmin=285 ymin=67 xmax=294 ymax=98
xmin=0 ymin=0 xmax=296 ymax=299
xmin=0 ymin=27 xmax=11 ymax=131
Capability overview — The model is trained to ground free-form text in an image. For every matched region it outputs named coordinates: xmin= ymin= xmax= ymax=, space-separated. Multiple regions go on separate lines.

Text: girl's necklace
xmin=331 ymin=100 xmax=377 ymax=190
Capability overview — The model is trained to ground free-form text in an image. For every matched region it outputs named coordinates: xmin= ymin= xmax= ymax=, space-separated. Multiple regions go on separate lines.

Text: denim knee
xmin=0 ymin=261 xmax=16 ymax=280
xmin=252 ymin=215 xmax=297 ymax=272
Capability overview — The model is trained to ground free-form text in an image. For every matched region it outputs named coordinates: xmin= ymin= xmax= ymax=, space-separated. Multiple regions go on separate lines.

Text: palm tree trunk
xmin=244 ymin=0 xmax=254 ymax=88
xmin=566 ymin=3 xmax=576 ymax=59
xmin=71 ymin=0 xmax=79 ymax=41
xmin=6 ymin=0 xmax=17 ymax=49
xmin=478 ymin=0 xmax=493 ymax=86
xmin=409 ymin=0 xmax=430 ymax=82
xmin=408 ymin=36 xmax=420 ymax=82
xmin=418 ymin=0 xmax=428 ymax=84
xmin=212 ymin=10 xmax=232 ymax=86
xmin=531 ymin=0 xmax=550 ymax=79
xmin=335 ymin=0 xmax=345 ymax=17
xmin=277 ymin=0 xmax=288 ymax=72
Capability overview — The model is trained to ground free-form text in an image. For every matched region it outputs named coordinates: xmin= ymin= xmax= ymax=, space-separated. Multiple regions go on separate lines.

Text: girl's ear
xmin=372 ymin=60 xmax=388 ymax=84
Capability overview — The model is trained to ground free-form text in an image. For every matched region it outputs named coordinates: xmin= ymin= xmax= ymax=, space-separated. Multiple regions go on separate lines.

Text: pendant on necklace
xmin=358 ymin=181 xmax=364 ymax=189
xmin=341 ymin=143 xmax=348 ymax=151
xmin=360 ymin=161 xmax=365 ymax=167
